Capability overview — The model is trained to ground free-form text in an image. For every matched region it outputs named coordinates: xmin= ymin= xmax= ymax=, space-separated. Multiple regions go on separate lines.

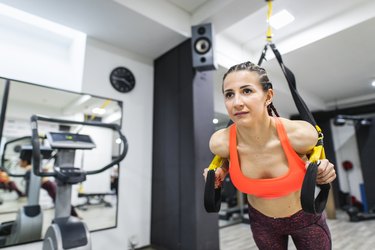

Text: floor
xmin=219 ymin=210 xmax=375 ymax=250
xmin=139 ymin=209 xmax=375 ymax=250
xmin=0 ymin=190 xmax=117 ymax=247
xmin=3 ymin=191 xmax=375 ymax=250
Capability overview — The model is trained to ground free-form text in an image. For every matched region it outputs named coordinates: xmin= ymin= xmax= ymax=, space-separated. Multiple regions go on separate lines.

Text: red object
xmin=342 ymin=160 xmax=353 ymax=171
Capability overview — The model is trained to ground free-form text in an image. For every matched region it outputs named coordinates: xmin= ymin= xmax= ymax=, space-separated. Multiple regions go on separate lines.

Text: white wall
xmin=80 ymin=38 xmax=154 ymax=249
xmin=0 ymin=12 xmax=86 ymax=92
xmin=5 ymin=32 xmax=154 ymax=250
xmin=331 ymin=120 xmax=364 ymax=203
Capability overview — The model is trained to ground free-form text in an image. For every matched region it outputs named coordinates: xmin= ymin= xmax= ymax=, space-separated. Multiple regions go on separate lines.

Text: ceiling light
xmin=92 ymin=108 xmax=106 ymax=115
xmin=360 ymin=119 xmax=372 ymax=126
xmin=104 ymin=111 xmax=122 ymax=123
xmin=333 ymin=115 xmax=346 ymax=126
xmin=269 ymin=9 xmax=295 ymax=30
xmin=213 ymin=118 xmax=219 ymax=124
xmin=0 ymin=3 xmax=85 ymax=38
xmin=371 ymin=80 xmax=375 ymax=87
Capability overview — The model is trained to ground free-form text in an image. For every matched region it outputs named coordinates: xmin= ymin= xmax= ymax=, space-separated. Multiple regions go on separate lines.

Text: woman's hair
xmin=222 ymin=61 xmax=279 ymax=117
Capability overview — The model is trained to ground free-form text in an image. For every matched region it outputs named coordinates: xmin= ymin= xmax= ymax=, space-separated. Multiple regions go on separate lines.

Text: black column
xmin=151 ymin=39 xmax=219 ymax=250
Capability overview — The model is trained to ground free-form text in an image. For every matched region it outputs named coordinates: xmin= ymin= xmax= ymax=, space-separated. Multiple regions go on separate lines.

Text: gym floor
xmin=139 ymin=209 xmax=375 ymax=250
xmin=219 ymin=210 xmax=375 ymax=250
xmin=0 ymin=191 xmax=117 ymax=236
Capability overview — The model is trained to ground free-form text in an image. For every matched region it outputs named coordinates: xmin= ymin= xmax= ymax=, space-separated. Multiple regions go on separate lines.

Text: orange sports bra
xmin=229 ymin=117 xmax=306 ymax=198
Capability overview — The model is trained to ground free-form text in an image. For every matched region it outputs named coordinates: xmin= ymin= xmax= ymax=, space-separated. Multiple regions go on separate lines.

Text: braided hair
xmin=222 ymin=61 xmax=279 ymax=117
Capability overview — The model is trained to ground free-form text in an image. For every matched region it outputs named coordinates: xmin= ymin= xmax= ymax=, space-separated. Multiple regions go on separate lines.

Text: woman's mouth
xmin=234 ymin=111 xmax=248 ymax=116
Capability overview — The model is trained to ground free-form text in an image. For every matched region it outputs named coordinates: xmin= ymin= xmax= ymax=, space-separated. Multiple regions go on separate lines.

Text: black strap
xmin=204 ymin=121 xmax=233 ymax=213
xmin=258 ymin=43 xmax=330 ymax=214
xmin=204 ymin=169 xmax=222 ymax=212
xmin=301 ymin=162 xmax=331 ymax=213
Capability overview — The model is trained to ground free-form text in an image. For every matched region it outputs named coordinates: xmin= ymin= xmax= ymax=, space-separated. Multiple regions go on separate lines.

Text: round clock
xmin=109 ymin=66 xmax=136 ymax=93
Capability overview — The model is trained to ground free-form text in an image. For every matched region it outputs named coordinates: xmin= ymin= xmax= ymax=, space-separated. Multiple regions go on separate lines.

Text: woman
xmin=0 ymin=169 xmax=25 ymax=198
xmin=204 ymin=61 xmax=336 ymax=249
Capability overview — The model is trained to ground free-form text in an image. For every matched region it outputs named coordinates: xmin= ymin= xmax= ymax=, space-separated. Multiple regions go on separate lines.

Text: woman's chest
xmin=237 ymin=143 xmax=289 ymax=179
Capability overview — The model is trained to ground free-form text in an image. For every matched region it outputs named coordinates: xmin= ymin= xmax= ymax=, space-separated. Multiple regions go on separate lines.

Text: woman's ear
xmin=266 ymin=89 xmax=274 ymax=105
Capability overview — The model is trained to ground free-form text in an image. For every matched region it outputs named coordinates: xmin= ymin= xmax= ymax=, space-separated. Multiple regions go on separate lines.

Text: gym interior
xmin=0 ymin=1 xmax=375 ymax=250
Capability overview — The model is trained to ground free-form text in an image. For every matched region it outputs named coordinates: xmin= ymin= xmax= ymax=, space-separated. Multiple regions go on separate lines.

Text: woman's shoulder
xmin=209 ymin=127 xmax=230 ymax=158
xmin=277 ymin=117 xmax=318 ymax=154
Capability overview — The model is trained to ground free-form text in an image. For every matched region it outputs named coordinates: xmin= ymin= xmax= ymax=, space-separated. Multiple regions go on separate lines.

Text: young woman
xmin=204 ymin=61 xmax=336 ymax=249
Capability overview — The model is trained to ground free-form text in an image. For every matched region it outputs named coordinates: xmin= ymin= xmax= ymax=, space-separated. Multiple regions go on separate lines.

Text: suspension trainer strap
xmin=258 ymin=43 xmax=330 ymax=214
xmin=204 ymin=121 xmax=233 ymax=213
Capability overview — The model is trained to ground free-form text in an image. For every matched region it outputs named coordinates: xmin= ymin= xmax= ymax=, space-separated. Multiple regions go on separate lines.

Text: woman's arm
xmin=282 ymin=118 xmax=336 ymax=184
xmin=281 ymin=118 xmax=318 ymax=155
xmin=209 ymin=128 xmax=230 ymax=158
xmin=204 ymin=128 xmax=230 ymax=188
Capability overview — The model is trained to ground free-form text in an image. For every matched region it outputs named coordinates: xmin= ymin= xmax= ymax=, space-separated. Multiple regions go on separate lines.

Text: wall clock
xmin=109 ymin=66 xmax=136 ymax=93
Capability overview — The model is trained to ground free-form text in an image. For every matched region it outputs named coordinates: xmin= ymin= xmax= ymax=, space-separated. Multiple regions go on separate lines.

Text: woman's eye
xmin=243 ymin=88 xmax=252 ymax=94
xmin=225 ymin=92 xmax=234 ymax=99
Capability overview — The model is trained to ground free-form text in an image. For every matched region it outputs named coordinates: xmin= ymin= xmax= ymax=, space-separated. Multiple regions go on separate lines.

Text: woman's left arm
xmin=285 ymin=119 xmax=336 ymax=184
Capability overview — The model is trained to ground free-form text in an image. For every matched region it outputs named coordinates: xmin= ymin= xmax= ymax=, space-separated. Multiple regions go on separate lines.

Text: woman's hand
xmin=315 ymin=159 xmax=336 ymax=185
xmin=203 ymin=167 xmax=228 ymax=189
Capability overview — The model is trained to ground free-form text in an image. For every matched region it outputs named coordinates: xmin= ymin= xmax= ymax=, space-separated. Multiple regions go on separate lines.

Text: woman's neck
xmin=236 ymin=115 xmax=274 ymax=146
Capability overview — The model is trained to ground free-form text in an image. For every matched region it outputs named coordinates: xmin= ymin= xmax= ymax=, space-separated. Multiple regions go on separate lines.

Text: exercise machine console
xmin=31 ymin=115 xmax=128 ymax=250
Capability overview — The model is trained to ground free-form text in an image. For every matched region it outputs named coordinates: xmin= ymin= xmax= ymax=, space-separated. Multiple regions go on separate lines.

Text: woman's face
xmin=223 ymin=70 xmax=272 ymax=126
xmin=19 ymin=159 xmax=28 ymax=168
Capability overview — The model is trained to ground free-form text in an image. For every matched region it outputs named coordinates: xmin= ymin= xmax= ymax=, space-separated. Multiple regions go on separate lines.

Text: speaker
xmin=191 ymin=23 xmax=216 ymax=71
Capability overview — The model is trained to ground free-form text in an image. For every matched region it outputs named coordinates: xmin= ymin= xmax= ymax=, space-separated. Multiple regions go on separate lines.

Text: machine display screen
xmin=47 ymin=132 xmax=96 ymax=149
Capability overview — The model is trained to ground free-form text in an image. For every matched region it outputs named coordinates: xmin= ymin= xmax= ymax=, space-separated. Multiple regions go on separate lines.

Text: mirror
xmin=0 ymin=78 xmax=123 ymax=247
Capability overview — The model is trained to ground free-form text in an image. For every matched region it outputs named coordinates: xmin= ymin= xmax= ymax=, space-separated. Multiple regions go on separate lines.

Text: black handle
xmin=30 ymin=114 xmax=128 ymax=177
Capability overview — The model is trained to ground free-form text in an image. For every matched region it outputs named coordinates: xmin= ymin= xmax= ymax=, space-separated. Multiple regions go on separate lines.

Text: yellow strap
xmin=208 ymin=155 xmax=223 ymax=171
xmin=266 ymin=0 xmax=273 ymax=42
xmin=308 ymin=125 xmax=326 ymax=162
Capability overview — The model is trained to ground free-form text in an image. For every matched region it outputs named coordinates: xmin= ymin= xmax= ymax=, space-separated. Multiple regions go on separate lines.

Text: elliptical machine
xmin=0 ymin=137 xmax=52 ymax=246
xmin=30 ymin=115 xmax=128 ymax=250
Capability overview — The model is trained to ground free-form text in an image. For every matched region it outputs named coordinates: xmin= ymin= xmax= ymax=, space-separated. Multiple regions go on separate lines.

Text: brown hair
xmin=222 ymin=61 xmax=279 ymax=117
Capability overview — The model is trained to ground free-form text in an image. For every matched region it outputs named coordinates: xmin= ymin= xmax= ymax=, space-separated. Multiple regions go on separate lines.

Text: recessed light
xmin=213 ymin=118 xmax=219 ymax=124
xmin=92 ymin=107 xmax=106 ymax=115
xmin=269 ymin=9 xmax=295 ymax=30
xmin=371 ymin=80 xmax=375 ymax=87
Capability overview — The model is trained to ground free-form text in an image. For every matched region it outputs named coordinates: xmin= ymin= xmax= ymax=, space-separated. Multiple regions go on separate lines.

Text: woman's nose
xmin=233 ymin=95 xmax=244 ymax=107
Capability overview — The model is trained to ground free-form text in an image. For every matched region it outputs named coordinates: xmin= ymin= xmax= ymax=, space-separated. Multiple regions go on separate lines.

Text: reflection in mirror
xmin=0 ymin=78 xmax=123 ymax=247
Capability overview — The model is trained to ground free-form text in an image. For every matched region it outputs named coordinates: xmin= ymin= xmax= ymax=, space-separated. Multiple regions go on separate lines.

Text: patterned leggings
xmin=248 ymin=203 xmax=331 ymax=250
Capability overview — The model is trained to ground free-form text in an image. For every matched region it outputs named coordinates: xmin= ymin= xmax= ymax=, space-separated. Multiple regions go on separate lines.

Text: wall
xmin=80 ymin=38 xmax=154 ymax=249
xmin=0 ymin=6 xmax=86 ymax=92
xmin=331 ymin=121 xmax=364 ymax=203
xmin=355 ymin=115 xmax=375 ymax=211
xmin=6 ymin=38 xmax=154 ymax=250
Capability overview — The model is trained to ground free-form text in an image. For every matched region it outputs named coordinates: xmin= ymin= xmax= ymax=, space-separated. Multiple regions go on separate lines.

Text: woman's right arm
xmin=203 ymin=128 xmax=230 ymax=187
xmin=209 ymin=128 xmax=230 ymax=159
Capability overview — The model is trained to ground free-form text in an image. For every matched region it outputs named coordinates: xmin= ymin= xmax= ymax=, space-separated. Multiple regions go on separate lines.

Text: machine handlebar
xmin=30 ymin=115 xmax=128 ymax=178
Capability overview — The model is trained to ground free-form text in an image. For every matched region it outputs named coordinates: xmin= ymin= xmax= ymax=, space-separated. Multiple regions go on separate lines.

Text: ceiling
xmin=0 ymin=78 xmax=122 ymax=124
xmin=1 ymin=0 xmax=375 ymax=118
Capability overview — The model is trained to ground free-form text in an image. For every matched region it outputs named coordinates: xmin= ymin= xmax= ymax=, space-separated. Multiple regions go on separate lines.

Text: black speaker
xmin=191 ymin=23 xmax=216 ymax=71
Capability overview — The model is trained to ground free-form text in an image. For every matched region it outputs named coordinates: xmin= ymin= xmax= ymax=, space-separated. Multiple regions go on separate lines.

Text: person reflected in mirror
xmin=19 ymin=156 xmax=81 ymax=218
xmin=110 ymin=165 xmax=119 ymax=195
xmin=203 ymin=61 xmax=336 ymax=250
xmin=0 ymin=169 xmax=26 ymax=198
